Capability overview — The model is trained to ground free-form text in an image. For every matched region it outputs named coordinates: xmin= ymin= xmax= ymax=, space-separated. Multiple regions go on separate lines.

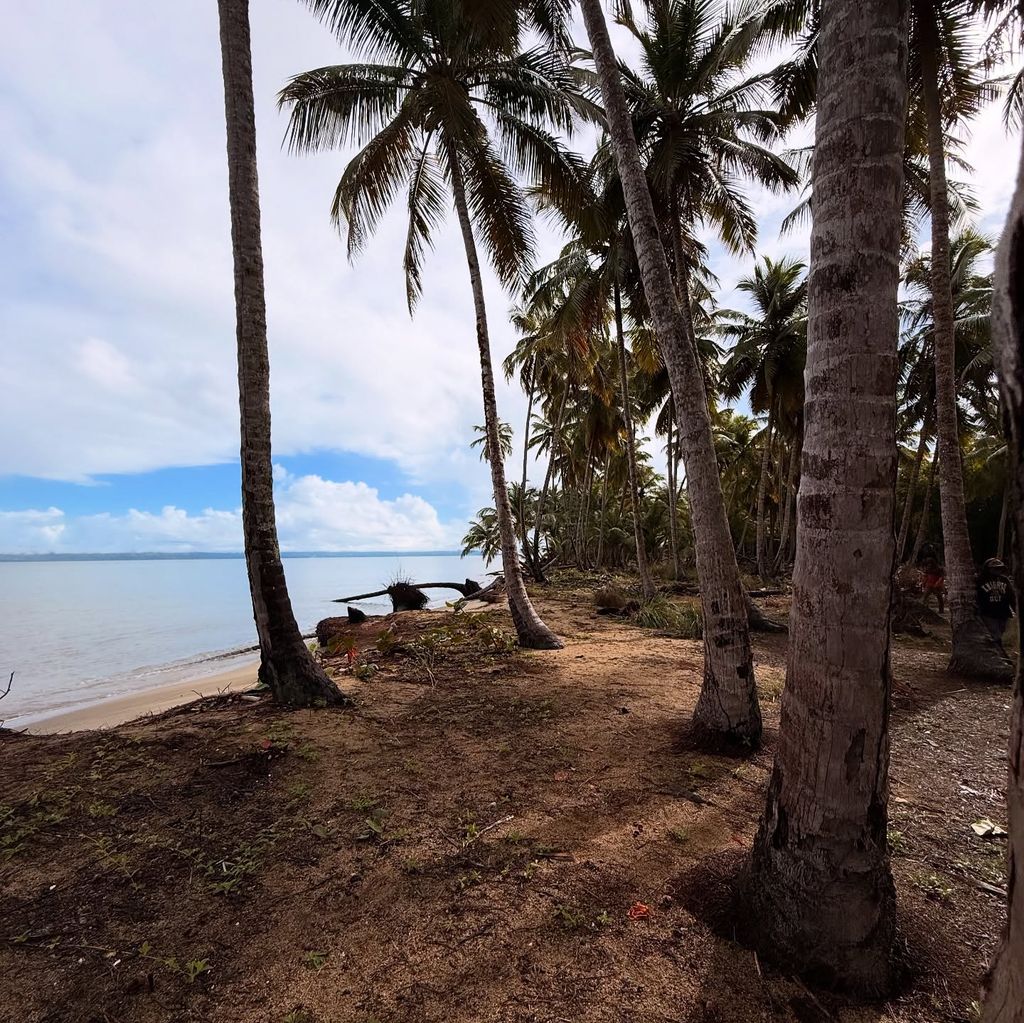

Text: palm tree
xmin=983 ymin=127 xmax=1024 ymax=1023
xmin=747 ymin=0 xmax=907 ymax=992
xmin=719 ymin=256 xmax=807 ymax=580
xmin=216 ymin=0 xmax=344 ymax=708
xmin=527 ymin=159 xmax=658 ymax=598
xmin=910 ymin=1 xmax=1010 ymax=678
xmin=278 ymin=0 xmax=589 ymax=649
xmin=579 ymin=0 xmax=761 ymax=746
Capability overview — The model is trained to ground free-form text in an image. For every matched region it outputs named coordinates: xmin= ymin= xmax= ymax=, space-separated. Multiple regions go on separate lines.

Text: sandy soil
xmin=0 ymin=581 xmax=1013 ymax=1023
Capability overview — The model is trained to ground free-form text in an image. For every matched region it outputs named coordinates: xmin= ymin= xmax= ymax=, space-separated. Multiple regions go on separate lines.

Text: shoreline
xmin=17 ymin=659 xmax=261 ymax=735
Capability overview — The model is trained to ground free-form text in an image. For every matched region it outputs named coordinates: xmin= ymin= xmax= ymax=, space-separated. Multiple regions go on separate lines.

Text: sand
xmin=21 ymin=659 xmax=260 ymax=735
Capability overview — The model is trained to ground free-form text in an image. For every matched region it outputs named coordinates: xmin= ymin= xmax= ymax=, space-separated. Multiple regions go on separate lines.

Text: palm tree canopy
xmin=279 ymin=0 xmax=597 ymax=310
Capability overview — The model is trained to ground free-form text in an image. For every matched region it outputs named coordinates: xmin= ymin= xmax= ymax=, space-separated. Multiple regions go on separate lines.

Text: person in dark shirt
xmin=977 ymin=557 xmax=1016 ymax=643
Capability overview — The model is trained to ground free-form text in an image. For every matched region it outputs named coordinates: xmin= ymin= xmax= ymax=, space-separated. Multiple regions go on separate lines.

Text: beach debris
xmin=334 ymin=579 xmax=486 ymax=613
xmin=627 ymin=902 xmax=651 ymax=920
xmin=971 ymin=819 xmax=1008 ymax=839
xmin=347 ymin=606 xmax=368 ymax=624
xmin=0 ymin=671 xmax=12 ymax=701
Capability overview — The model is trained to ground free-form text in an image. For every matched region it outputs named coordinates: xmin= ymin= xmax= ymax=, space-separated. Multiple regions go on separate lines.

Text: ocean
xmin=0 ymin=552 xmax=488 ymax=727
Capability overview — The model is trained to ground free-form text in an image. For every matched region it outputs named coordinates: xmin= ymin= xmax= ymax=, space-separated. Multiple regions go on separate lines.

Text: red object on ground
xmin=627 ymin=902 xmax=651 ymax=920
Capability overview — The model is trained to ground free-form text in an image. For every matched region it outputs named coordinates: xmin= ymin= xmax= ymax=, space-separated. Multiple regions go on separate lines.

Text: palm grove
xmin=216 ymin=0 xmax=1024 ymax=1012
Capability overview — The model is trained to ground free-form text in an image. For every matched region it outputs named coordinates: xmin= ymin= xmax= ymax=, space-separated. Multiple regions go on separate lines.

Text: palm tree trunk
xmin=445 ymin=141 xmax=561 ymax=650
xmin=217 ymin=0 xmax=343 ymax=708
xmin=998 ymin=481 xmax=1009 ymax=562
xmin=580 ymin=0 xmax=760 ymax=745
xmin=532 ymin=381 xmax=570 ymax=583
xmin=896 ymin=430 xmax=929 ymax=563
xmin=920 ymin=20 xmax=1012 ymax=680
xmin=755 ymin=403 xmax=776 ymax=581
xmin=576 ymin=440 xmax=596 ymax=568
xmin=748 ymin=0 xmax=906 ymax=992
xmin=667 ymin=403 xmax=681 ymax=580
xmin=982 ymin=137 xmax=1024 ymax=1023
xmin=519 ymin=361 xmax=539 ymax=578
xmin=615 ymin=282 xmax=657 ymax=600
xmin=773 ymin=430 xmax=801 ymax=575
xmin=911 ymin=452 xmax=938 ymax=564
xmin=597 ymin=449 xmax=611 ymax=568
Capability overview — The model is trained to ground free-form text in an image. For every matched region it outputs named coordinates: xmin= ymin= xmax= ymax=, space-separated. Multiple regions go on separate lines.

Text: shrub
xmin=634 ymin=596 xmax=703 ymax=639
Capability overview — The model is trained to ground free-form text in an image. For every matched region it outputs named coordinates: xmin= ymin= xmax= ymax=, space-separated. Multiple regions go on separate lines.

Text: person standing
xmin=977 ymin=557 xmax=1016 ymax=646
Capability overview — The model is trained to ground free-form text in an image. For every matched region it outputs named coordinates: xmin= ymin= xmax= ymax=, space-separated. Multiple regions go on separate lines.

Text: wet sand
xmin=21 ymin=660 xmax=260 ymax=734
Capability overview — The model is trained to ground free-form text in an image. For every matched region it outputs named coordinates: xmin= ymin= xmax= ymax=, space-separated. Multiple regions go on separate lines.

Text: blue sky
xmin=0 ymin=2 xmax=1019 ymax=554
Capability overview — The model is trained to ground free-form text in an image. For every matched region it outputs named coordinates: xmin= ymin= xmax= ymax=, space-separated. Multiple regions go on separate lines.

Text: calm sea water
xmin=0 ymin=553 xmax=487 ymax=727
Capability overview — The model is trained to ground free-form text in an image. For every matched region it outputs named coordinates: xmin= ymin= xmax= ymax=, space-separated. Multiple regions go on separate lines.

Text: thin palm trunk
xmin=217 ymin=0 xmax=343 ymax=708
xmin=615 ymin=282 xmax=656 ymax=600
xmin=519 ymin=361 xmax=539 ymax=577
xmin=580 ymin=0 xmax=759 ymax=744
xmin=667 ymin=404 xmax=681 ymax=580
xmin=920 ymin=21 xmax=1012 ymax=680
xmin=755 ymin=403 xmax=776 ymax=581
xmin=982 ymin=138 xmax=1024 ymax=1022
xmin=446 ymin=141 xmax=561 ymax=650
xmin=911 ymin=453 xmax=938 ymax=564
xmin=773 ymin=430 xmax=800 ymax=575
xmin=998 ymin=482 xmax=1009 ymax=562
xmin=896 ymin=430 xmax=929 ymax=563
xmin=748 ymin=0 xmax=906 ymax=991
xmin=532 ymin=382 xmax=570 ymax=582
xmin=576 ymin=440 xmax=596 ymax=568
xmin=597 ymin=450 xmax=611 ymax=567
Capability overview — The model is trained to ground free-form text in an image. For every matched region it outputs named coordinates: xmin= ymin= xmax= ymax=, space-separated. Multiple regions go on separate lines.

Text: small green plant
xmin=353 ymin=663 xmax=380 ymax=682
xmin=283 ymin=1010 xmax=314 ymax=1023
xmin=554 ymin=903 xmax=587 ymax=930
xmin=668 ymin=827 xmax=690 ymax=846
xmin=915 ymin=872 xmax=954 ymax=903
xmin=455 ymin=870 xmax=482 ymax=890
xmin=349 ymin=793 xmax=379 ymax=812
xmin=375 ymin=628 xmax=399 ymax=655
xmin=888 ymin=829 xmax=906 ymax=854
xmin=184 ymin=958 xmax=211 ymax=983
xmin=303 ymin=950 xmax=329 ymax=972
xmin=594 ymin=910 xmax=611 ymax=928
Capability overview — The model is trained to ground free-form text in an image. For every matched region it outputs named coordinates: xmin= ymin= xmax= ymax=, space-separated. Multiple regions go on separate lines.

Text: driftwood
xmin=334 ymin=579 xmax=486 ymax=614
xmin=335 ymin=579 xmax=482 ymax=603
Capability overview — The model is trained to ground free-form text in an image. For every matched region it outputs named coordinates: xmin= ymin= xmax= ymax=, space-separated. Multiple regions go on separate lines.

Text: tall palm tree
xmin=719 ymin=256 xmax=807 ymax=580
xmin=216 ymin=0 xmax=344 ymax=707
xmin=278 ymin=0 xmax=590 ymax=649
xmin=983 ymin=128 xmax=1024 ymax=1023
xmin=747 ymin=0 xmax=907 ymax=992
xmin=579 ymin=0 xmax=762 ymax=746
xmin=910 ymin=1 xmax=1009 ymax=678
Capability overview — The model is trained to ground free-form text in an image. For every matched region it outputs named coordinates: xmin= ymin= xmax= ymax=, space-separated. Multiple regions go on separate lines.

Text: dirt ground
xmin=0 ymin=578 xmax=1014 ymax=1023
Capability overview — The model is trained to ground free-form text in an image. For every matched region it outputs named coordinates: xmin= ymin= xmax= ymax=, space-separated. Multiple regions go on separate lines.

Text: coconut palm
xmin=719 ymin=256 xmax=807 ymax=580
xmin=278 ymin=0 xmax=593 ymax=649
xmin=983 ymin=123 xmax=1024 ymax=1023
xmin=579 ymin=0 xmax=762 ymax=745
xmin=747 ymin=0 xmax=907 ymax=991
xmin=216 ymin=0 xmax=344 ymax=707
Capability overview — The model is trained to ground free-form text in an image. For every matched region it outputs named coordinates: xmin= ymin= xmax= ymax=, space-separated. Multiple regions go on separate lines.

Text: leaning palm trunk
xmin=615 ymin=283 xmax=656 ymax=600
xmin=983 ymin=137 xmax=1024 ymax=1023
xmin=446 ymin=143 xmax=561 ymax=650
xmin=580 ymin=0 xmax=759 ymax=744
xmin=748 ymin=0 xmax=906 ymax=992
xmin=896 ymin=430 xmax=929 ymax=563
xmin=217 ymin=0 xmax=344 ymax=707
xmin=921 ymin=28 xmax=1012 ymax=681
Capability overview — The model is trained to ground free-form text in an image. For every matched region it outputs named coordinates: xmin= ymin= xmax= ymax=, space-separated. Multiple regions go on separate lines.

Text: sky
xmin=0 ymin=2 xmax=1020 ymax=555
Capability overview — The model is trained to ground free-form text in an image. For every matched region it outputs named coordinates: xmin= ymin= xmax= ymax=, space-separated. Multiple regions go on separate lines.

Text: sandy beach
xmin=21 ymin=659 xmax=261 ymax=735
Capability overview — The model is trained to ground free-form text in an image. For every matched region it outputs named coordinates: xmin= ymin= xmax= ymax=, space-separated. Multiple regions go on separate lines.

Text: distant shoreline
xmin=0 ymin=550 xmax=468 ymax=563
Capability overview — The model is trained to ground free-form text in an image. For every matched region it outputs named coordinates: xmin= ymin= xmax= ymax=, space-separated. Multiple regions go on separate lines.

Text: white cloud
xmin=0 ymin=469 xmax=460 ymax=554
